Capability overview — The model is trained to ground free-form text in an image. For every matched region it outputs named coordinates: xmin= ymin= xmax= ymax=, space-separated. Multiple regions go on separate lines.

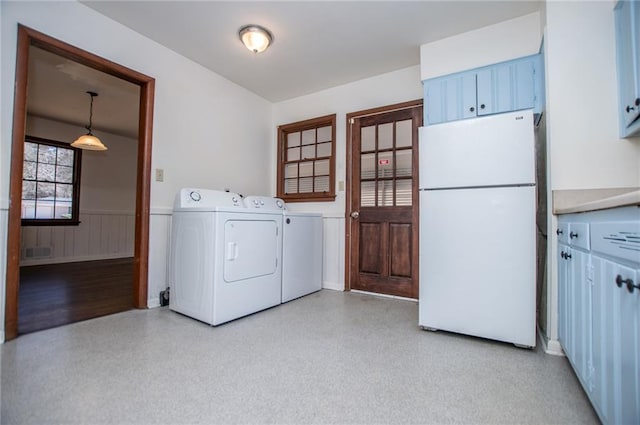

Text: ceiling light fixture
xmin=71 ymin=91 xmax=107 ymax=151
xmin=239 ymin=25 xmax=273 ymax=54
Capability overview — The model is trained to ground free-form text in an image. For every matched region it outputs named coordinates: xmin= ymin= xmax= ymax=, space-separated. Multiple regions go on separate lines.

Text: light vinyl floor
xmin=2 ymin=290 xmax=598 ymax=424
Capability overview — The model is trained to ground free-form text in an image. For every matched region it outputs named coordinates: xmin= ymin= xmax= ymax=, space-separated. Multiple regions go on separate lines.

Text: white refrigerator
xmin=419 ymin=110 xmax=537 ymax=348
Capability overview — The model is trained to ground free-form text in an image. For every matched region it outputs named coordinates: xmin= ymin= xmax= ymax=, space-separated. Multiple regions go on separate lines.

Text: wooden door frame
xmin=4 ymin=25 xmax=155 ymax=341
xmin=344 ymin=99 xmax=423 ymax=292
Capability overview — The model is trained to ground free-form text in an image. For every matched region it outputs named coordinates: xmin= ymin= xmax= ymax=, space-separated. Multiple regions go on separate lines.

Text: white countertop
xmin=553 ymin=187 xmax=640 ymax=214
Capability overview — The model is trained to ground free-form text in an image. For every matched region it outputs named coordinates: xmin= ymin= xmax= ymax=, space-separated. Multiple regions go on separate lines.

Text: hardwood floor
xmin=18 ymin=258 xmax=134 ymax=335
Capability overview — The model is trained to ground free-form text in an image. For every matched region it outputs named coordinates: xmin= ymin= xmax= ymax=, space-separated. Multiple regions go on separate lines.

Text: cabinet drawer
xmin=557 ymin=222 xmax=570 ymax=244
xmin=568 ymin=222 xmax=590 ymax=250
xmin=591 ymin=221 xmax=640 ymax=265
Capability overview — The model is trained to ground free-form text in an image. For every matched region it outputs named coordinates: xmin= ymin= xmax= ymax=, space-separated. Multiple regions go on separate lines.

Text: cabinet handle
xmin=469 ymin=106 xmax=475 ymax=112
xmin=556 ymin=228 xmax=563 ymax=235
xmin=561 ymin=251 xmax=571 ymax=260
xmin=626 ymin=105 xmax=636 ymax=113
xmin=636 ymin=98 xmax=640 ymax=106
xmin=616 ymin=275 xmax=639 ymax=293
xmin=570 ymin=231 xmax=579 ymax=239
xmin=480 ymin=104 xmax=486 ymax=110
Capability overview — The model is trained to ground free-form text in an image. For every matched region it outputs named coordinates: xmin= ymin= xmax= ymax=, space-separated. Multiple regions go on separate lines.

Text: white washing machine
xmin=169 ymin=188 xmax=282 ymax=326
xmin=244 ymin=196 xmax=323 ymax=303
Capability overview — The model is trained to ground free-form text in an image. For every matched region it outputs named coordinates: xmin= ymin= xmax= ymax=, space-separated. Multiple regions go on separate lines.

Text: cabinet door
xmin=570 ymin=248 xmax=592 ymax=389
xmin=424 ymin=72 xmax=476 ymax=125
xmin=592 ymin=256 xmax=639 ymax=425
xmin=476 ymin=58 xmax=536 ymax=116
xmin=558 ymin=242 xmax=571 ymax=352
xmin=615 ymin=0 xmax=640 ymax=129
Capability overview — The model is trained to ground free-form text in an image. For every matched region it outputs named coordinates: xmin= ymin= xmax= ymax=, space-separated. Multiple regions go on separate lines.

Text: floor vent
xmin=22 ymin=246 xmax=52 ymax=260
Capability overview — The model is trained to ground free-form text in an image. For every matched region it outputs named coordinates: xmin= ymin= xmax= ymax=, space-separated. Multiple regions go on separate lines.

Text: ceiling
xmin=28 ymin=1 xmax=541 ymax=138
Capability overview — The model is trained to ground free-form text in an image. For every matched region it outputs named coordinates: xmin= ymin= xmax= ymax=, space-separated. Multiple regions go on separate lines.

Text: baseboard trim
xmin=538 ymin=331 xmax=564 ymax=356
xmin=322 ymin=281 xmax=344 ymax=291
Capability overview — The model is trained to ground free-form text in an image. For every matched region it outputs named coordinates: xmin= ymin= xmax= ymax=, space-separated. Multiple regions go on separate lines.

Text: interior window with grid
xmin=21 ymin=136 xmax=82 ymax=225
xmin=277 ymin=114 xmax=336 ymax=202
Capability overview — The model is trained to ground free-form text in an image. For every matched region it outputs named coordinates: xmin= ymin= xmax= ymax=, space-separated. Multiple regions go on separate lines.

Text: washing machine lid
xmin=174 ymin=188 xmax=245 ymax=211
xmin=243 ymin=196 xmax=286 ymax=213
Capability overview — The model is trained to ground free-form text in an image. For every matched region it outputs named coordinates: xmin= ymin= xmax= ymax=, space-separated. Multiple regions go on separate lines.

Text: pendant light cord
xmin=86 ymin=91 xmax=98 ymax=135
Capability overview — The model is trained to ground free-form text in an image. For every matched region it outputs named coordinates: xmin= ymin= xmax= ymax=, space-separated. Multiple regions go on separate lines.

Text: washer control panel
xmin=175 ymin=188 xmax=243 ymax=209
xmin=243 ymin=196 xmax=286 ymax=211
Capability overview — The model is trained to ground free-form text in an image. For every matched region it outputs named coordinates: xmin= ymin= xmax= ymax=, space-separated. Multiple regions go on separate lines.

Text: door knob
xmin=350 ymin=211 xmax=360 ymax=219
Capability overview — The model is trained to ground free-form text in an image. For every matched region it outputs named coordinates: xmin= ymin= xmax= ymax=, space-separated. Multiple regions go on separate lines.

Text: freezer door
xmin=419 ymin=110 xmax=535 ymax=189
xmin=419 ymin=186 xmax=536 ymax=347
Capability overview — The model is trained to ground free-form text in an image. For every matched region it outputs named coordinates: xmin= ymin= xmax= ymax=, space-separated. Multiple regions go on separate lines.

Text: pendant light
xmin=239 ymin=25 xmax=273 ymax=53
xmin=71 ymin=91 xmax=107 ymax=151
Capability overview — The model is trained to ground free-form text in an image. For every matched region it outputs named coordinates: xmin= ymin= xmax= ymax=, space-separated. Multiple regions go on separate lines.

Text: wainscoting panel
xmin=20 ymin=210 xmax=135 ymax=266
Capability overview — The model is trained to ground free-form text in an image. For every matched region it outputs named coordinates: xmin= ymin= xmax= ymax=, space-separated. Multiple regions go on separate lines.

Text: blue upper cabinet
xmin=424 ymin=54 xmax=543 ymax=126
xmin=614 ymin=0 xmax=640 ymax=137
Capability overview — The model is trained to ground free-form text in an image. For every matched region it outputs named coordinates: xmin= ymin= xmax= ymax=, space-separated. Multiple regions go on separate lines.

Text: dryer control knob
xmin=253 ymin=199 xmax=259 ymax=205
xmin=189 ymin=191 xmax=201 ymax=202
xmin=276 ymin=200 xmax=283 ymax=208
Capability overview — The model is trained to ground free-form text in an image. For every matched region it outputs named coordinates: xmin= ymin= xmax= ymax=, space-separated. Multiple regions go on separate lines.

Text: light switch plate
xmin=155 ymin=168 xmax=164 ymax=182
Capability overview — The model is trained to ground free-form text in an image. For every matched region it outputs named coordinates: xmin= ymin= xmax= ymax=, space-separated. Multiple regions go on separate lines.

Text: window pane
xmin=315 ymin=159 xmax=329 ymax=176
xmin=56 ymin=183 xmax=73 ymax=200
xmin=299 ymin=161 xmax=313 ymax=177
xmin=317 ymin=126 xmax=332 ymax=143
xmin=396 ymin=149 xmax=412 ymax=177
xmin=301 ymin=144 xmax=315 ymax=160
xmin=38 ymin=145 xmax=57 ymax=164
xmin=377 ymin=152 xmax=393 ymax=178
xmin=377 ymin=180 xmax=394 ymax=206
xmin=361 ymin=153 xmax=375 ymax=180
xmin=287 ymin=147 xmax=300 ymax=161
xmin=299 ymin=177 xmax=313 ymax=193
xmin=396 ymin=179 xmax=412 ymax=206
xmin=37 ymin=182 xmax=55 ymax=199
xmin=361 ymin=126 xmax=375 ymax=152
xmin=315 ymin=176 xmax=329 ymax=192
xmin=301 ymin=129 xmax=315 ymax=145
xmin=57 ymin=148 xmax=74 ymax=166
xmin=285 ymin=164 xmax=298 ymax=178
xmin=22 ymin=201 xmax=35 ymax=219
xmin=396 ymin=119 xmax=412 ymax=148
xmin=361 ymin=181 xmax=375 ymax=207
xmin=317 ymin=142 xmax=331 ymax=158
xmin=285 ymin=179 xmax=298 ymax=194
xmin=55 ymin=202 xmax=73 ymax=219
xmin=287 ymin=132 xmax=300 ymax=148
xmin=56 ymin=165 xmax=73 ymax=183
xmin=35 ymin=201 xmax=54 ymax=219
xmin=378 ymin=123 xmax=393 ymax=150
xmin=23 ymin=161 xmax=36 ymax=180
xmin=37 ymin=163 xmax=56 ymax=182
xmin=24 ymin=142 xmax=38 ymax=161
xmin=22 ymin=181 xmax=36 ymax=200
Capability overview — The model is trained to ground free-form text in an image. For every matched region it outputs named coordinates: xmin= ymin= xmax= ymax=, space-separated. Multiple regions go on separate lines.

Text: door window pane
xmin=396 ymin=179 xmax=412 ymax=206
xmin=361 ymin=181 xmax=376 ymax=207
xmin=396 ymin=150 xmax=412 ymax=177
xmin=361 ymin=153 xmax=375 ymax=180
xmin=377 ymin=152 xmax=393 ymax=178
xmin=378 ymin=123 xmax=393 ymax=150
xmin=361 ymin=126 xmax=376 ymax=152
xmin=377 ymin=180 xmax=394 ymax=206
xmin=396 ymin=119 xmax=412 ymax=148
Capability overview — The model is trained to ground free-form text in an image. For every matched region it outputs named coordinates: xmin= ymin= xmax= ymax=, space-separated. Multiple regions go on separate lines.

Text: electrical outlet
xmin=155 ymin=168 xmax=164 ymax=182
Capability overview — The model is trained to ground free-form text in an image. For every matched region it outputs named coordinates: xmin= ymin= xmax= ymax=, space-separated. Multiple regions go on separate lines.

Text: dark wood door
xmin=348 ymin=104 xmax=422 ymax=298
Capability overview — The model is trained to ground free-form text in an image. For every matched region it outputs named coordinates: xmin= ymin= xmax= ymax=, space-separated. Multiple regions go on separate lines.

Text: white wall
xmin=1 ymin=1 xmax=274 ymax=336
xmin=420 ymin=12 xmax=542 ymax=80
xmin=544 ymin=0 xmax=640 ymax=348
xmin=272 ymin=65 xmax=423 ymax=290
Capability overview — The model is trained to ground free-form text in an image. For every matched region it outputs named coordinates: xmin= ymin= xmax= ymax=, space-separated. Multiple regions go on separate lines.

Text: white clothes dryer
xmin=243 ymin=196 xmax=323 ymax=303
xmin=169 ymin=189 xmax=282 ymax=326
